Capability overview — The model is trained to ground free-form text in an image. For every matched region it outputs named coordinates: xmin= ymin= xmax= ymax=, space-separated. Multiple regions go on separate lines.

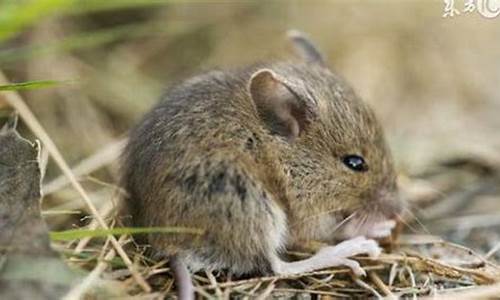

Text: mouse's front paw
xmin=273 ymin=236 xmax=382 ymax=276
xmin=317 ymin=236 xmax=381 ymax=276
xmin=321 ymin=236 xmax=381 ymax=258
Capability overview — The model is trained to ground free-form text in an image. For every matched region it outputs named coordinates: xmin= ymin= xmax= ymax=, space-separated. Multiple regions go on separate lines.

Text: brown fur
xmin=121 ymin=40 xmax=402 ymax=276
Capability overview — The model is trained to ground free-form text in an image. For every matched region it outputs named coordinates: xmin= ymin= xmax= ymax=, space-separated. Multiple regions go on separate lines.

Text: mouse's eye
xmin=342 ymin=155 xmax=368 ymax=172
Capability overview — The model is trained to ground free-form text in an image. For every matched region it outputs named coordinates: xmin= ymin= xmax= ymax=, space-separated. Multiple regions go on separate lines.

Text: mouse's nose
xmin=376 ymin=188 xmax=405 ymax=219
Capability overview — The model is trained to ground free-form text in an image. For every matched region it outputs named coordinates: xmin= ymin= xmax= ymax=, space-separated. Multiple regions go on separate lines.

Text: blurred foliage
xmin=0 ymin=0 xmax=72 ymax=42
xmin=0 ymin=0 xmax=168 ymax=43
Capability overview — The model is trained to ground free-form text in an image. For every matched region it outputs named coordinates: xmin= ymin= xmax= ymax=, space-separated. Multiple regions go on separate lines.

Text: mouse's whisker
xmin=363 ymin=213 xmax=374 ymax=233
xmin=401 ymin=207 xmax=431 ymax=235
xmin=290 ymin=206 xmax=357 ymax=228
xmin=330 ymin=210 xmax=358 ymax=235
xmin=352 ymin=213 xmax=368 ymax=237
xmin=394 ymin=212 xmax=420 ymax=233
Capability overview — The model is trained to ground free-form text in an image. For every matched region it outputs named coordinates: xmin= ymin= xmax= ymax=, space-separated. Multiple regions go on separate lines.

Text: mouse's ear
xmin=249 ymin=69 xmax=315 ymax=141
xmin=287 ymin=30 xmax=326 ymax=66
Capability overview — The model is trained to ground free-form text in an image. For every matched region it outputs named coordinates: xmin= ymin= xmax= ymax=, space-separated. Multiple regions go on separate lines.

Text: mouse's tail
xmin=169 ymin=255 xmax=194 ymax=300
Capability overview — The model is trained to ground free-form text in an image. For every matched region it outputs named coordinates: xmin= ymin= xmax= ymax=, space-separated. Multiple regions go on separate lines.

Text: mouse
xmin=120 ymin=31 xmax=403 ymax=299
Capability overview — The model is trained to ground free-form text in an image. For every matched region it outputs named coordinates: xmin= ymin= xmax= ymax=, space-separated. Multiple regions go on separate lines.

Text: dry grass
xmin=1 ymin=1 xmax=500 ymax=298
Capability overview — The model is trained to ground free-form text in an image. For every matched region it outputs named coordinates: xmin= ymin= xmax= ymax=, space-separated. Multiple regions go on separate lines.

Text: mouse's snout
xmin=376 ymin=187 xmax=405 ymax=220
xmin=338 ymin=190 xmax=403 ymax=240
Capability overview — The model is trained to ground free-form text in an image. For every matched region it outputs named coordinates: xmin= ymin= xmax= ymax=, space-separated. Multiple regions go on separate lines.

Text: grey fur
xmin=0 ymin=116 xmax=79 ymax=299
xmin=121 ymin=35 xmax=402 ymax=297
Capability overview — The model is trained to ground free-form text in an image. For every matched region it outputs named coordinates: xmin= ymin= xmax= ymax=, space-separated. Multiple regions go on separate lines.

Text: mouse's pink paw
xmin=273 ymin=236 xmax=381 ymax=277
xmin=316 ymin=236 xmax=381 ymax=276
xmin=320 ymin=236 xmax=381 ymax=257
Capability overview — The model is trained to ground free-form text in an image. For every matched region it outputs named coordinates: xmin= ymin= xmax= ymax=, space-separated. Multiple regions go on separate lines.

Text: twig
xmin=351 ymin=274 xmax=383 ymax=299
xmin=272 ymin=288 xmax=350 ymax=297
xmin=422 ymin=282 xmax=500 ymax=300
xmin=74 ymin=199 xmax=115 ymax=254
xmin=485 ymin=241 xmax=500 ymax=260
xmin=362 ymin=253 xmax=498 ymax=284
xmin=255 ymin=279 xmax=276 ymax=300
xmin=193 ymin=286 xmax=213 ymax=299
xmin=436 ymin=240 xmax=496 ymax=268
xmin=43 ymin=139 xmax=126 ymax=195
xmin=206 ymin=271 xmax=223 ymax=299
xmin=63 ymin=235 xmax=126 ymax=300
xmin=388 ymin=263 xmax=398 ymax=286
xmin=0 ymin=70 xmax=151 ymax=292
xmin=405 ymin=265 xmax=417 ymax=300
xmin=369 ymin=272 xmax=396 ymax=299
xmin=201 ymin=265 xmax=385 ymax=289
xmin=243 ymin=282 xmax=262 ymax=300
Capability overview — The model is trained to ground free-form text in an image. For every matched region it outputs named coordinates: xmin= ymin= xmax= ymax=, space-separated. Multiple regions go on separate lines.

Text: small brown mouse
xmin=121 ymin=31 xmax=403 ymax=299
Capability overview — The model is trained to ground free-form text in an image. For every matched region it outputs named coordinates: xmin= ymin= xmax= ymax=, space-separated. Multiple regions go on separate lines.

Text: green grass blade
xmin=0 ymin=80 xmax=64 ymax=91
xmin=50 ymin=226 xmax=203 ymax=241
xmin=67 ymin=0 xmax=170 ymax=15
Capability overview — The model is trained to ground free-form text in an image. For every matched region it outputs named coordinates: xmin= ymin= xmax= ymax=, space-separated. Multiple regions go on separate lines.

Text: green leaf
xmin=0 ymin=80 xmax=64 ymax=91
xmin=50 ymin=226 xmax=203 ymax=241
xmin=0 ymin=0 xmax=75 ymax=42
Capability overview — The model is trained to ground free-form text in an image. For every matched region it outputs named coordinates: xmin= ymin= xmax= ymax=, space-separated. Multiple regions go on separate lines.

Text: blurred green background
xmin=1 ymin=0 xmax=500 ymax=236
